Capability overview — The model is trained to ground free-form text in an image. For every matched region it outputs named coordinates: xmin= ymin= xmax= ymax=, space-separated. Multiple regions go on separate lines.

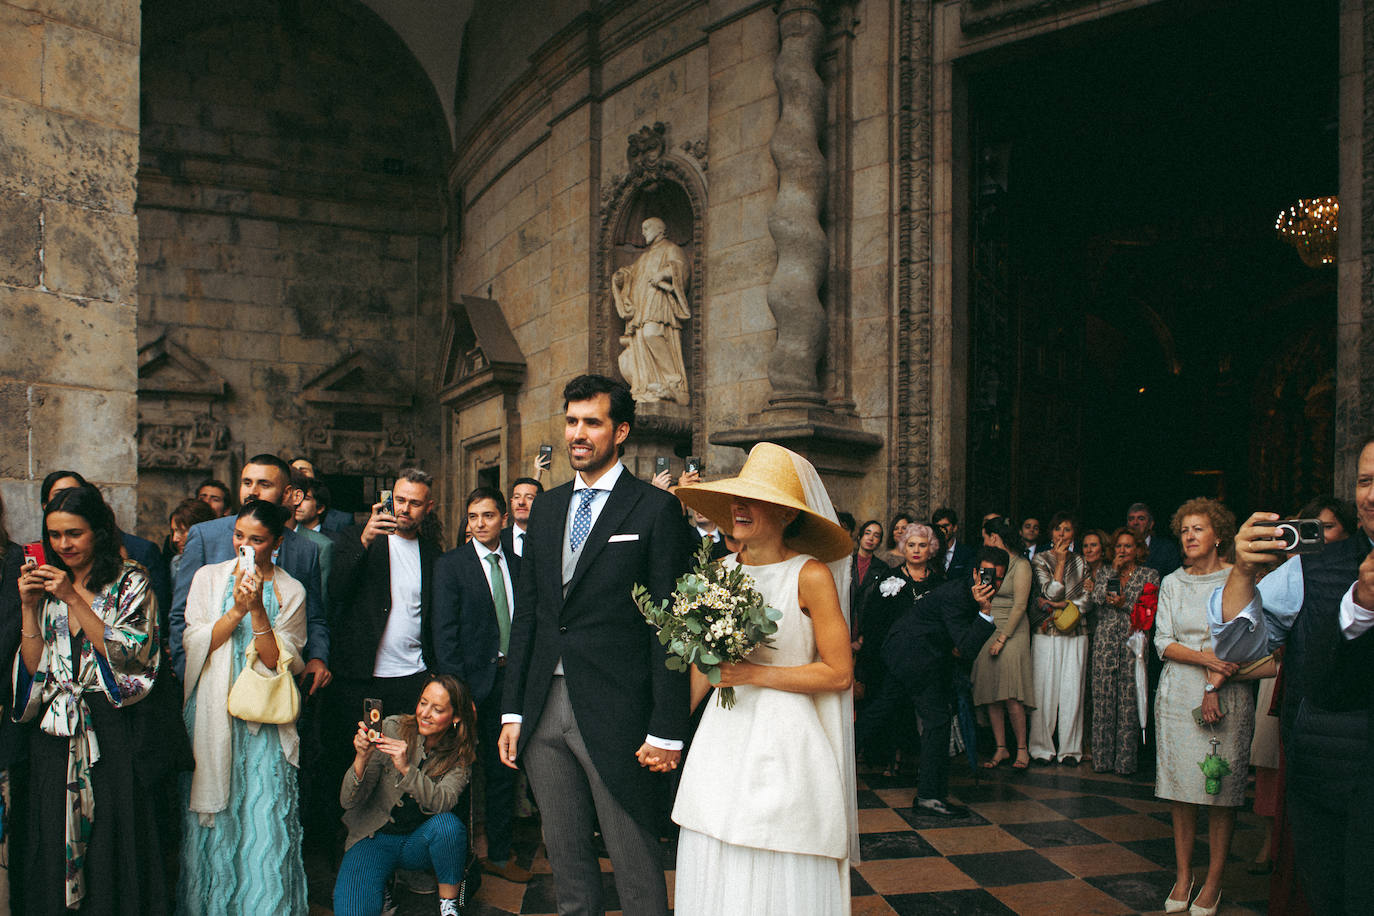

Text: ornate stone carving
xmin=137 ymin=415 xmax=232 ymax=471
xmin=595 ymin=132 xmax=707 ymax=453
xmin=437 ymin=296 xmax=526 ymax=410
xmin=894 ymin=0 xmax=935 ymax=515
xmin=680 ymin=138 xmax=708 ymax=170
xmin=613 ymin=216 xmax=691 ymax=405
xmin=766 ymin=0 xmax=829 ymax=407
xmin=627 ymin=122 xmax=668 ymax=175
xmin=301 ymin=425 xmax=413 ymax=477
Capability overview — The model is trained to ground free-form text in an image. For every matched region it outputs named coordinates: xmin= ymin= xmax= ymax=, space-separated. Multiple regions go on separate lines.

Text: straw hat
xmin=674 ymin=442 xmax=853 ymax=562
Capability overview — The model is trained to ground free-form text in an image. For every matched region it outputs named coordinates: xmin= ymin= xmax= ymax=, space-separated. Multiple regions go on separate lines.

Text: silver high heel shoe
xmin=1164 ymin=876 xmax=1194 ymax=914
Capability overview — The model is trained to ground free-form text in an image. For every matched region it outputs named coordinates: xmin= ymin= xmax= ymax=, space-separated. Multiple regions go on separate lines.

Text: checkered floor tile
xmin=313 ymin=762 xmax=1274 ymax=915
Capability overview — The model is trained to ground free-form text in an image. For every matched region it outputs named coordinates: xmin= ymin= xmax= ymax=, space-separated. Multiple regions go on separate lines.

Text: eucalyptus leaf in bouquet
xmin=633 ymin=536 xmax=783 ymax=708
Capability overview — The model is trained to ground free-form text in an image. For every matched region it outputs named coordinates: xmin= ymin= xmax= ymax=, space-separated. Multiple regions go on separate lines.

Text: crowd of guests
xmin=842 ymin=478 xmax=1372 ymax=916
xmin=0 ymin=413 xmax=1370 ymax=916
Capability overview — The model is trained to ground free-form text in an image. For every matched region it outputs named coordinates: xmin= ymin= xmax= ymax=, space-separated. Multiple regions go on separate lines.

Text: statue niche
xmin=613 ymin=216 xmax=691 ymax=405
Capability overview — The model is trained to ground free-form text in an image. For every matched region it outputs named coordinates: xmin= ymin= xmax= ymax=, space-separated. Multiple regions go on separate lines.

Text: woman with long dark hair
xmin=334 ymin=673 xmax=477 ymax=916
xmin=178 ymin=499 xmax=308 ymax=914
xmin=971 ymin=517 xmax=1034 ymax=770
xmin=14 ymin=485 xmax=162 ymax=914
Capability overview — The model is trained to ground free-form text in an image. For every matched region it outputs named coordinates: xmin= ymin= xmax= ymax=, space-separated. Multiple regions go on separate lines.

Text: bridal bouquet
xmin=633 ymin=536 xmax=782 ymax=709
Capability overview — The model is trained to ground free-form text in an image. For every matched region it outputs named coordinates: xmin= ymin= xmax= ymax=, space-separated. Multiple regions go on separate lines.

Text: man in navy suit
xmin=433 ymin=486 xmax=530 ymax=882
xmin=498 ymin=375 xmax=694 ymax=916
xmin=169 ymin=454 xmax=330 ymax=692
xmin=1127 ymin=502 xmax=1181 ymax=576
xmin=933 ymin=507 xmax=975 ymax=581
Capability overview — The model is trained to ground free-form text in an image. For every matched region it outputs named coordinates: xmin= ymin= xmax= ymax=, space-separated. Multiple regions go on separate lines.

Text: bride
xmin=673 ymin=443 xmax=859 ymax=915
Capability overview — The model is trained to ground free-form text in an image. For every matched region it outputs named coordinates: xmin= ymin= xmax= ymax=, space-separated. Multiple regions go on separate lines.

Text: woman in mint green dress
xmin=177 ymin=500 xmax=308 ymax=915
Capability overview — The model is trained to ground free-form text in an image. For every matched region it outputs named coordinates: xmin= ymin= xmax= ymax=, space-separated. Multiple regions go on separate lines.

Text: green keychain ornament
xmin=1198 ymin=736 xmax=1230 ymax=795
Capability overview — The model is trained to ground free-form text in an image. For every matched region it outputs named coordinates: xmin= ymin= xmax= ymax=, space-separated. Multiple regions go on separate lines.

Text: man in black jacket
xmin=327 ymin=468 xmax=441 ymax=781
xmin=432 ymin=486 xmax=530 ymax=882
xmin=879 ymin=546 xmax=1004 ymax=818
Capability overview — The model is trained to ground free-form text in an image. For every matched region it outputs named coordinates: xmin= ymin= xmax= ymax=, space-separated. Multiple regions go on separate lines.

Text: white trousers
xmin=1027 ymin=632 xmax=1087 ymax=762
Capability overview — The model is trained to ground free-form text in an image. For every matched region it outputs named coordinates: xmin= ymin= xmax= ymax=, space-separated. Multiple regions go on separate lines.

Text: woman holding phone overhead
xmin=177 ymin=499 xmax=308 ymax=915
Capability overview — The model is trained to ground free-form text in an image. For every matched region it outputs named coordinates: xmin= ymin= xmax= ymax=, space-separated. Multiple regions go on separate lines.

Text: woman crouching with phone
xmin=334 ymin=674 xmax=477 ymax=916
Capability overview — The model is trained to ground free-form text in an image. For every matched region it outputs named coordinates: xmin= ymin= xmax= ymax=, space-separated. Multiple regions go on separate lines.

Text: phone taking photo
xmin=379 ymin=489 xmax=393 ymax=516
xmin=22 ymin=543 xmax=43 ymax=571
xmin=538 ymin=444 xmax=553 ymax=463
xmin=237 ymin=545 xmax=255 ymax=575
xmin=655 ymin=456 xmax=670 ymax=476
xmin=685 ymin=456 xmax=702 ymax=475
xmin=363 ymin=698 xmax=384 ymax=742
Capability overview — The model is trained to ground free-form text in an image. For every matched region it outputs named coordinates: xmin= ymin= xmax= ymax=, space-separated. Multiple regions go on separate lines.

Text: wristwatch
xmin=1203 ymin=683 xmax=1217 ymax=694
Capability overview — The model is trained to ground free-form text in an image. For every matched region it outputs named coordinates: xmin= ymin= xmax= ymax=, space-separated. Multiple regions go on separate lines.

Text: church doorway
xmin=961 ymin=0 xmax=1339 ymax=529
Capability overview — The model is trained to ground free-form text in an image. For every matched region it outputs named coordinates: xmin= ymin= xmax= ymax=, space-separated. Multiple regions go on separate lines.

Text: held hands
xmin=636 ymin=743 xmax=681 ymax=773
xmin=361 ymin=502 xmax=397 ymax=548
xmin=232 ymin=569 xmax=265 ymax=617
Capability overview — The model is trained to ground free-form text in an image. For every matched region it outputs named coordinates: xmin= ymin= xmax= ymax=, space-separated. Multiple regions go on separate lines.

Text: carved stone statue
xmin=613 ymin=217 xmax=691 ymax=404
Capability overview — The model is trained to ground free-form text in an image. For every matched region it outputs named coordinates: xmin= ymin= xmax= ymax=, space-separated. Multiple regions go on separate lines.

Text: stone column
xmin=766 ymin=0 xmax=829 ymax=407
xmin=0 ymin=0 xmax=141 ymax=539
xmin=1339 ymin=0 xmax=1374 ymax=484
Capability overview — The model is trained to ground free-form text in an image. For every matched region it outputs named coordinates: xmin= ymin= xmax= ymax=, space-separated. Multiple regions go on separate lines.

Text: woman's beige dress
xmin=972 ymin=555 xmax=1035 ymax=706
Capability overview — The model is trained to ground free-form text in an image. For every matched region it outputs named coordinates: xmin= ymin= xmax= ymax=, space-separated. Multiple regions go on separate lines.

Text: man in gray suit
xmin=169 ymin=453 xmax=331 ymax=694
xmin=498 ymin=375 xmax=694 ymax=916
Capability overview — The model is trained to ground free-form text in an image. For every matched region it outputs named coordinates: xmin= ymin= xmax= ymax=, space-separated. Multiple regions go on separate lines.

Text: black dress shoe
xmin=914 ymin=797 xmax=970 ymax=818
xmin=1059 ymin=757 xmax=1080 ymax=767
xmin=1032 ymin=757 xmax=1052 ymax=766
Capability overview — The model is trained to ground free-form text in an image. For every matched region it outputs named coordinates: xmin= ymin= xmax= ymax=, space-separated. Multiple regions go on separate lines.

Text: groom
xmin=499 ymin=374 xmax=694 ymax=915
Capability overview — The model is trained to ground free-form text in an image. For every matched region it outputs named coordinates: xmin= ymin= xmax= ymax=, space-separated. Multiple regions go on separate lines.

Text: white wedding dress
xmin=672 ymin=553 xmax=853 ymax=915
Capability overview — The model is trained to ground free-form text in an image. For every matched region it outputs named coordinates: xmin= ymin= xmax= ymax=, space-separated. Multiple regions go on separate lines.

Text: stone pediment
xmin=437 ymin=296 xmax=525 ymax=409
xmin=302 ymin=352 xmax=411 ymax=409
xmin=960 ymin=0 xmax=1097 ymax=35
xmin=137 ymin=333 xmax=228 ymax=399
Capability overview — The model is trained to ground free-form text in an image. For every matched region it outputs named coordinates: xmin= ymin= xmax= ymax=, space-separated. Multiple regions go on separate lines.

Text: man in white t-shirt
xmin=325 ymin=469 xmax=441 ymax=811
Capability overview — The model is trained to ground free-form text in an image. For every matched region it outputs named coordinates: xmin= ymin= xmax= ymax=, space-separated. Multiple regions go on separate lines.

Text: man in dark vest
xmin=1211 ymin=434 xmax=1374 ymax=915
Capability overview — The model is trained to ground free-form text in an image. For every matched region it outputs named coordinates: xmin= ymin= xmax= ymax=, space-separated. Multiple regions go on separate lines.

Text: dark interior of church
xmin=966 ymin=0 xmax=1339 ymax=528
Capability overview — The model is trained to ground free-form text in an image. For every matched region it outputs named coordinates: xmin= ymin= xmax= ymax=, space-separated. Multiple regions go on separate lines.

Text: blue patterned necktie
xmin=569 ymin=487 xmax=597 ymax=551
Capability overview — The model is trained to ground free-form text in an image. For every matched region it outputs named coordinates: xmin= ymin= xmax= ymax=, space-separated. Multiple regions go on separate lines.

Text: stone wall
xmin=134 ymin=0 xmax=449 ymax=539
xmin=0 ymin=0 xmax=141 ymax=542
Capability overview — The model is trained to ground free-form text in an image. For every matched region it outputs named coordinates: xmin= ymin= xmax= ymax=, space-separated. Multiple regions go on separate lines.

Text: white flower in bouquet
xmin=878 ymin=576 xmax=905 ymax=598
xmin=633 ymin=536 xmax=782 ymax=708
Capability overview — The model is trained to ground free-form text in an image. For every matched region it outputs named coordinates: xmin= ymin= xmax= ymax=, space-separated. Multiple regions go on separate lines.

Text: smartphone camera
xmin=978 ymin=567 xmax=995 ymax=588
xmin=364 ymin=698 xmax=383 ymax=743
xmin=685 ymin=456 xmax=702 ymax=475
xmin=379 ymin=489 xmax=393 ymax=516
xmin=654 ymin=456 xmax=671 ymax=476
xmin=237 ymin=545 xmax=255 ymax=575
xmin=538 ymin=444 xmax=553 ymax=461
xmin=1106 ymin=577 xmax=1121 ymax=596
xmin=1266 ymin=518 xmax=1325 ymax=555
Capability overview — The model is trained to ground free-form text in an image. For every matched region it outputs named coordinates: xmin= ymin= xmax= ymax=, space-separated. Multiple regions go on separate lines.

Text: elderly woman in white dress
xmin=672 ymin=443 xmax=858 ymax=916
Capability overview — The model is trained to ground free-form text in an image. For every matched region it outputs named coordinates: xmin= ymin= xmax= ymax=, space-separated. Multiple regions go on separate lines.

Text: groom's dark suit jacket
xmin=503 ymin=466 xmax=694 ymax=829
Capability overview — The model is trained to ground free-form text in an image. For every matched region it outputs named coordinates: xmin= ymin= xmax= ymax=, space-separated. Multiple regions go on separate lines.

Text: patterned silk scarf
xmin=23 ymin=565 xmax=158 ymax=908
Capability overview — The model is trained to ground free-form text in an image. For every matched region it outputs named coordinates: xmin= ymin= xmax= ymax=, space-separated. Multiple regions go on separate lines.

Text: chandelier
xmin=1275 ymin=196 xmax=1338 ymax=268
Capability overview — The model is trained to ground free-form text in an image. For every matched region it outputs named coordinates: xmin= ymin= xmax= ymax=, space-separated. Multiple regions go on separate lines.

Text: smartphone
xmin=1106 ymin=577 xmax=1121 ymax=597
xmin=685 ymin=456 xmax=702 ymax=475
xmin=363 ymin=698 xmax=384 ymax=742
xmin=237 ymin=545 xmax=255 ymax=575
xmin=379 ymin=489 xmax=393 ymax=516
xmin=1263 ymin=518 xmax=1325 ymax=555
xmin=978 ymin=567 xmax=995 ymax=588
xmin=22 ymin=543 xmax=44 ymax=569
xmin=655 ymin=456 xmax=670 ymax=476
xmin=538 ymin=444 xmax=553 ymax=463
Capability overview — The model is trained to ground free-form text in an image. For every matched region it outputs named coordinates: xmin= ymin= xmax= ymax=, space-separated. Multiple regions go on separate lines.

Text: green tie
xmin=486 ymin=552 xmax=511 ymax=655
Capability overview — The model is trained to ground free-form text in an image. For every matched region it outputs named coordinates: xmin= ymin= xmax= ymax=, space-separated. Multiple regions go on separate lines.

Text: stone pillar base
xmin=710 ymin=406 xmax=882 ymax=478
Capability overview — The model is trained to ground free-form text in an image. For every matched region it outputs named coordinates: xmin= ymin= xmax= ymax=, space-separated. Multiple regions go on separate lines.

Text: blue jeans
xmin=333 ymin=812 xmax=466 ymax=916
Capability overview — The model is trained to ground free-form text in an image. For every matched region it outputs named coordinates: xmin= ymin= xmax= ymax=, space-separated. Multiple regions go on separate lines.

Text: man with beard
xmin=327 ymin=469 xmax=442 ymax=766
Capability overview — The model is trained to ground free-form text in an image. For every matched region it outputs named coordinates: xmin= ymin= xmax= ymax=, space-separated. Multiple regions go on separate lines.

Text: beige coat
xmin=340 ymin=714 xmax=472 ymax=851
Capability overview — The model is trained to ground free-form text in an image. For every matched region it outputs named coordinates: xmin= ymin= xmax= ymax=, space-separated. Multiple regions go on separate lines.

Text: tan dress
xmin=972 ymin=555 xmax=1035 ymax=706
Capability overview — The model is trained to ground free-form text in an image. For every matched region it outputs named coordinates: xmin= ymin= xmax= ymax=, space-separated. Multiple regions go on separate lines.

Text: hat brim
xmin=676 ymin=478 xmax=854 ymax=563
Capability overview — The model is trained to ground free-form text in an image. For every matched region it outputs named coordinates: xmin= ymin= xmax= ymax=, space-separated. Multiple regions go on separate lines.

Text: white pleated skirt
xmin=674 ymin=828 xmax=849 ymax=916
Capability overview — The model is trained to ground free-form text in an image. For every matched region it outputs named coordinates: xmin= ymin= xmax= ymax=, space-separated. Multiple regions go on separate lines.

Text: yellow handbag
xmin=1053 ymin=599 xmax=1081 ymax=632
xmin=226 ymin=636 xmax=300 ymax=725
